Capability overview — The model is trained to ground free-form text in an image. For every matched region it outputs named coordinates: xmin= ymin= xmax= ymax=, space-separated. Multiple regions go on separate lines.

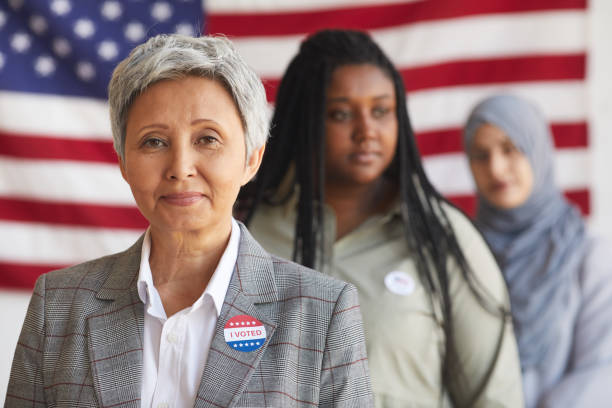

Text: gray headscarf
xmin=463 ymin=94 xmax=586 ymax=372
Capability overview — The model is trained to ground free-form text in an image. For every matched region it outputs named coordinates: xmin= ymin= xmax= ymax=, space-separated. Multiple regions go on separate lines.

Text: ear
xmin=241 ymin=144 xmax=266 ymax=186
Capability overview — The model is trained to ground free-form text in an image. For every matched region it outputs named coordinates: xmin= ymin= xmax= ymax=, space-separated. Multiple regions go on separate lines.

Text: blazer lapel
xmin=195 ymin=224 xmax=279 ymax=408
xmin=87 ymin=237 xmax=145 ymax=408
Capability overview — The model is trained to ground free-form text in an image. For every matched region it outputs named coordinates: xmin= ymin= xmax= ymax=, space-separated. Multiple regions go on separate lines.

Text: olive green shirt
xmin=249 ymin=196 xmax=524 ymax=407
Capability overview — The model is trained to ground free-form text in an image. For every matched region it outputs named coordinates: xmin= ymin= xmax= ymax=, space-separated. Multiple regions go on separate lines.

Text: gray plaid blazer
xmin=6 ymin=224 xmax=373 ymax=407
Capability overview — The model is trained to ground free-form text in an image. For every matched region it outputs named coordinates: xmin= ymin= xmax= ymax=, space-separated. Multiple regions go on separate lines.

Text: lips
xmin=350 ymin=151 xmax=381 ymax=164
xmin=161 ymin=192 xmax=204 ymax=206
xmin=489 ymin=181 xmax=510 ymax=192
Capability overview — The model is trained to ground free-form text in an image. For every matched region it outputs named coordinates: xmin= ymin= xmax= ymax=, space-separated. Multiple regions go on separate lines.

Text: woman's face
xmin=120 ymin=76 xmax=263 ymax=234
xmin=468 ymin=123 xmax=534 ymax=209
xmin=324 ymin=64 xmax=398 ymax=189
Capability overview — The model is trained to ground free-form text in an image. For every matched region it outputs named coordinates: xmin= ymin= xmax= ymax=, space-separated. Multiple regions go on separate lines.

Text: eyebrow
xmin=136 ymin=118 xmax=222 ymax=134
xmin=136 ymin=123 xmax=168 ymax=134
xmin=327 ymin=94 xmax=393 ymax=103
xmin=191 ymin=118 xmax=222 ymax=126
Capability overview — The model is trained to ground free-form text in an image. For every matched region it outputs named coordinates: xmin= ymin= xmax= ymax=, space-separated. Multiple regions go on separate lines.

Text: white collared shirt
xmin=137 ymin=219 xmax=240 ymax=408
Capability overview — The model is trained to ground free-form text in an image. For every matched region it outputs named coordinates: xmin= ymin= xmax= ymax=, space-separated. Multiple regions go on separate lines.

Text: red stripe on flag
xmin=207 ymin=0 xmax=586 ymax=37
xmin=402 ymin=54 xmax=586 ymax=92
xmin=0 ymin=198 xmax=147 ymax=229
xmin=0 ymin=131 xmax=117 ymax=164
xmin=416 ymin=122 xmax=588 ymax=156
xmin=0 ymin=191 xmax=590 ymax=290
xmin=262 ymin=54 xmax=586 ymax=102
xmin=0 ymin=261 xmax=68 ymax=289
xmin=448 ymin=188 xmax=590 ymax=217
xmin=3 ymin=122 xmax=585 ymax=162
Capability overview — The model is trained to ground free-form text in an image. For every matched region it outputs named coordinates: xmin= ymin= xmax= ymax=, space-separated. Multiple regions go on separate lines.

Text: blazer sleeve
xmin=319 ymin=283 xmax=375 ymax=407
xmin=445 ymin=209 xmax=524 ymax=408
xmin=5 ymin=274 xmax=47 ymax=407
xmin=537 ymin=237 xmax=612 ymax=408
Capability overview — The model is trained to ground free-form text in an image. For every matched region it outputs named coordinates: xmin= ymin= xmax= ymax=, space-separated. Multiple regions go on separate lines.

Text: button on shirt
xmin=137 ymin=219 xmax=240 ymax=408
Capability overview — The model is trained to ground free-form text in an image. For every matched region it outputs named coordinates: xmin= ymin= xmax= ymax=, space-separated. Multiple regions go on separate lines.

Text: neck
xmin=148 ymin=219 xmax=233 ymax=316
xmin=325 ymin=178 xmax=396 ymax=240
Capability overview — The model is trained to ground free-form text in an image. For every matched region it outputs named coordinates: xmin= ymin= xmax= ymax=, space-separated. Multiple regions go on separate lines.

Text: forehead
xmin=327 ymin=64 xmax=395 ymax=98
xmin=126 ymin=76 xmax=242 ymax=129
xmin=471 ymin=123 xmax=514 ymax=149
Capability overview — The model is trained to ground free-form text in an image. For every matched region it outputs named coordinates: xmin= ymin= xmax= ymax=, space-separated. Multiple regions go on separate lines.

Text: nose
xmin=488 ymin=151 xmax=508 ymax=179
xmin=352 ymin=111 xmax=377 ymax=143
xmin=165 ymin=142 xmax=196 ymax=181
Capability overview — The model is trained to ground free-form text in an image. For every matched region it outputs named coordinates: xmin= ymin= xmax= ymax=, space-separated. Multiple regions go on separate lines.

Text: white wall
xmin=587 ymin=0 xmax=612 ymax=236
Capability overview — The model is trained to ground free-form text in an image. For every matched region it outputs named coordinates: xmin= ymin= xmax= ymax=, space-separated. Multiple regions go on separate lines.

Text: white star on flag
xmin=10 ymin=32 xmax=31 ymax=53
xmin=50 ymin=0 xmax=71 ymax=16
xmin=100 ymin=1 xmax=122 ymax=21
xmin=74 ymin=19 xmax=95 ymax=39
xmin=52 ymin=38 xmax=72 ymax=57
xmin=124 ymin=21 xmax=145 ymax=42
xmin=151 ymin=2 xmax=172 ymax=22
xmin=75 ymin=61 xmax=95 ymax=81
xmin=29 ymin=15 xmax=48 ymax=35
xmin=34 ymin=56 xmax=56 ymax=77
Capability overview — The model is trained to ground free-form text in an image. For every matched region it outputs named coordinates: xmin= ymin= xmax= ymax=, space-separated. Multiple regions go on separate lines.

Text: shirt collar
xmin=137 ymin=218 xmax=241 ymax=319
xmin=203 ymin=218 xmax=241 ymax=316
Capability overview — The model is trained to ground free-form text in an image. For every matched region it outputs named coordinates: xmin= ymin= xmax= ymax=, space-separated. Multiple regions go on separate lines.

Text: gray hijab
xmin=463 ymin=94 xmax=586 ymax=371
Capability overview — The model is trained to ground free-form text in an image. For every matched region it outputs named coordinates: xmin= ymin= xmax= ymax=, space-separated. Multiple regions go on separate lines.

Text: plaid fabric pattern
xmin=6 ymin=224 xmax=373 ymax=407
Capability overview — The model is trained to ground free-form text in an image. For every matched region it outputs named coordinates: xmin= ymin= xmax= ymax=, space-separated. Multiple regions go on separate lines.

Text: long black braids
xmin=239 ymin=29 xmax=506 ymax=405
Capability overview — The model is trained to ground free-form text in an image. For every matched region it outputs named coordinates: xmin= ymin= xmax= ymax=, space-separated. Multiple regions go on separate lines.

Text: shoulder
xmin=38 ymin=236 xmax=143 ymax=297
xmin=578 ymin=232 xmax=612 ymax=292
xmin=247 ymin=202 xmax=295 ymax=260
xmin=440 ymin=202 xmax=510 ymax=306
xmin=44 ymin=253 xmax=119 ymax=288
xmin=268 ymin=253 xmax=356 ymax=303
xmin=238 ymin=222 xmax=356 ymax=308
xmin=440 ymin=201 xmax=488 ymax=253
xmin=582 ymin=233 xmax=612 ymax=270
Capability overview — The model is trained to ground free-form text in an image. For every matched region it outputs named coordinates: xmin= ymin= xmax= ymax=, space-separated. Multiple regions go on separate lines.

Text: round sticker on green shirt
xmin=384 ymin=271 xmax=415 ymax=295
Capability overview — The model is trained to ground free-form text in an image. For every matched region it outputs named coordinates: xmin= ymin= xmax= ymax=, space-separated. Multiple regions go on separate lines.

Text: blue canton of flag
xmin=0 ymin=0 xmax=205 ymax=99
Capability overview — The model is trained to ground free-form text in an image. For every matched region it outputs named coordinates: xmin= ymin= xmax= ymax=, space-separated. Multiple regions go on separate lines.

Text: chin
xmin=490 ymin=197 xmax=524 ymax=210
xmin=354 ymin=172 xmax=384 ymax=185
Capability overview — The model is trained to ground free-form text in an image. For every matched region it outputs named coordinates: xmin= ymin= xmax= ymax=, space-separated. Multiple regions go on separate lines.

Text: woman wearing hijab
xmin=240 ymin=29 xmax=523 ymax=407
xmin=6 ymin=34 xmax=374 ymax=407
xmin=464 ymin=94 xmax=612 ymax=408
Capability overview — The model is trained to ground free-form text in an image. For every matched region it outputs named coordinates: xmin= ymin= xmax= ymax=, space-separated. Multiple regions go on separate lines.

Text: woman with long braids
xmin=239 ymin=29 xmax=523 ymax=407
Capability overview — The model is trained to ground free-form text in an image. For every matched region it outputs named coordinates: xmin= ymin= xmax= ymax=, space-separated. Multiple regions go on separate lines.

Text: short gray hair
xmin=108 ymin=34 xmax=269 ymax=161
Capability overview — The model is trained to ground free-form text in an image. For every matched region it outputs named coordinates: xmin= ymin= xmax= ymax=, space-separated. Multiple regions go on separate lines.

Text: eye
xmin=502 ymin=142 xmax=519 ymax=155
xmin=372 ymin=105 xmax=391 ymax=118
xmin=141 ymin=137 xmax=166 ymax=149
xmin=469 ymin=149 xmax=489 ymax=162
xmin=328 ymin=109 xmax=352 ymax=122
xmin=196 ymin=134 xmax=220 ymax=147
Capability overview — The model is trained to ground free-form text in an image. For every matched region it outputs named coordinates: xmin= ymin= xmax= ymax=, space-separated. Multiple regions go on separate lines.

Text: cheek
xmin=324 ymin=121 xmax=347 ymax=140
xmin=516 ymin=161 xmax=535 ymax=195
xmin=469 ymin=163 xmax=489 ymax=190
xmin=324 ymin=133 xmax=350 ymax=159
xmin=204 ymin=159 xmax=247 ymax=196
xmin=123 ymin=159 xmax=158 ymax=194
xmin=382 ymin=120 xmax=398 ymax=157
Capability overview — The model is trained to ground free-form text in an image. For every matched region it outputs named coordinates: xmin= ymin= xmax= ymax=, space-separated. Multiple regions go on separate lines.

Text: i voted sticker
xmin=224 ymin=314 xmax=266 ymax=352
xmin=384 ymin=271 xmax=415 ymax=296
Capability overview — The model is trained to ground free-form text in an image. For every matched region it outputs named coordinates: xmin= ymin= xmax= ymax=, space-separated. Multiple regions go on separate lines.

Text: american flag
xmin=0 ymin=0 xmax=590 ymax=399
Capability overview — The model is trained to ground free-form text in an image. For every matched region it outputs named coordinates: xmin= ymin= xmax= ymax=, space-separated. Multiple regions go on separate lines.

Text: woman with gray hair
xmin=6 ymin=34 xmax=373 ymax=408
xmin=463 ymin=94 xmax=612 ymax=408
